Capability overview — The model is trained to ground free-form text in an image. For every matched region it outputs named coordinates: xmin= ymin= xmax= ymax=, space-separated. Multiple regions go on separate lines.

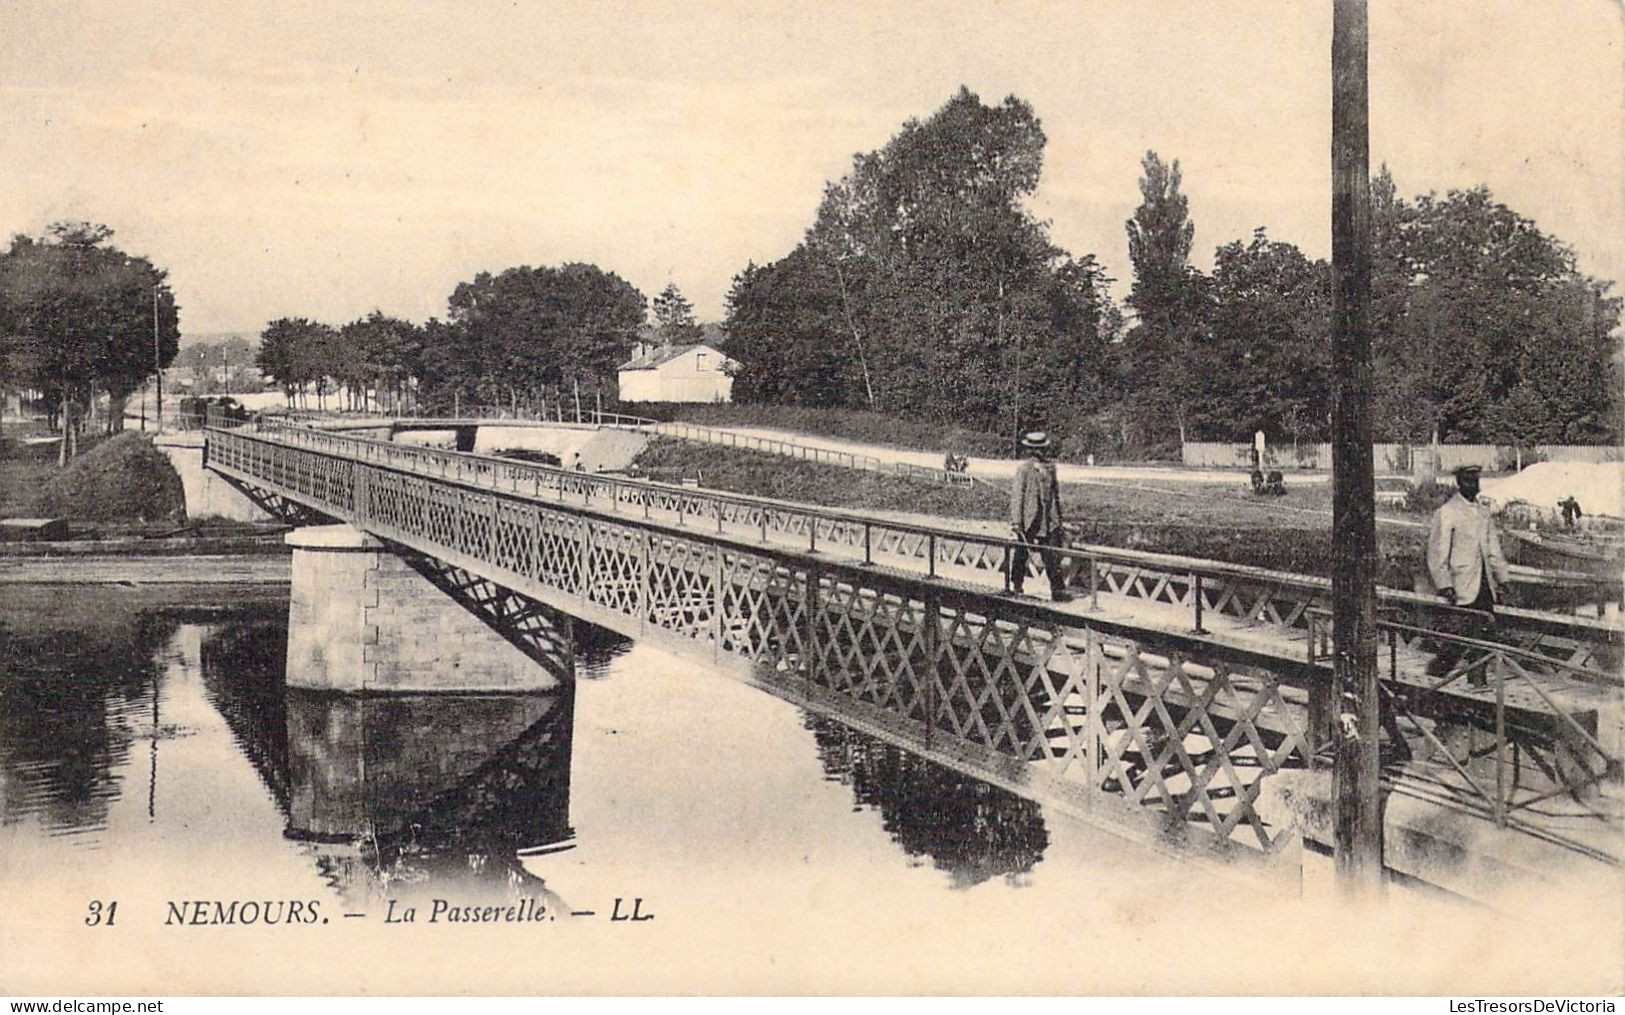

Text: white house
xmin=617 ymin=343 xmax=736 ymax=403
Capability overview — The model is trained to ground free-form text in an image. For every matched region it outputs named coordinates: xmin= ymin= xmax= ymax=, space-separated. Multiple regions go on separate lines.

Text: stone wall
xmin=155 ymin=432 xmax=271 ymax=521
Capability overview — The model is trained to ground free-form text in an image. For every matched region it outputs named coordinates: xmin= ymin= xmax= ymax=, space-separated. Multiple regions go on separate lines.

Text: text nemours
xmin=158 ymin=896 xmax=653 ymax=926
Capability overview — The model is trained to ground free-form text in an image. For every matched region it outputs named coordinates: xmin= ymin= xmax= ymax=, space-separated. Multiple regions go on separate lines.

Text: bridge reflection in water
xmin=196 ymin=612 xmax=1053 ymax=905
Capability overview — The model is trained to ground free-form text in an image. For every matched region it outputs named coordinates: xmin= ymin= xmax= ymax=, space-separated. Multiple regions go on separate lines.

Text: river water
xmin=2 ymin=584 xmax=1617 ymax=994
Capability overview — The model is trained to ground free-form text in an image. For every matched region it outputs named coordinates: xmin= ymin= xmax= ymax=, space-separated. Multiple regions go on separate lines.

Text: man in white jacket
xmin=1425 ymin=464 xmax=1510 ymax=680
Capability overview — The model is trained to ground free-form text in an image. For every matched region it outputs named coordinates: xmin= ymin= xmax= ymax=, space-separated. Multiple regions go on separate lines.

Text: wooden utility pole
xmin=1331 ymin=0 xmax=1382 ymax=888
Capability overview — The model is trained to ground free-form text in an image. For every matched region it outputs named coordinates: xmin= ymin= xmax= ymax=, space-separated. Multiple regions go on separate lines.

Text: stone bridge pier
xmin=285 ymin=524 xmax=573 ymax=692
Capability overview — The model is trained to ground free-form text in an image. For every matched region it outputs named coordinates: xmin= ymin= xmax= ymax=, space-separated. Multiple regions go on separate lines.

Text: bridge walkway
xmin=204 ymin=420 xmax=1624 ymax=869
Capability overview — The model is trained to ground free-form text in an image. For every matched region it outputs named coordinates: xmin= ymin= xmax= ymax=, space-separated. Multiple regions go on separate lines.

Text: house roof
xmin=618 ymin=342 xmax=731 ymax=371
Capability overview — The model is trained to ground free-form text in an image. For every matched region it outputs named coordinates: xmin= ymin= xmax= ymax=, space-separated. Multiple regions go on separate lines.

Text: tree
xmin=1123 ymin=151 xmax=1208 ymax=447
xmin=337 ymin=311 xmax=422 ymax=411
xmin=444 ymin=263 xmax=645 ymax=410
xmin=722 ymin=86 xmax=1115 ymax=438
xmin=1366 ymin=178 xmax=1619 ymax=444
xmin=0 ymin=222 xmax=180 ymax=461
xmin=650 ymin=284 xmax=702 ymax=345
xmin=257 ymin=317 xmax=334 ymax=408
xmin=720 ymin=253 xmax=851 ymax=406
xmin=1188 ymin=229 xmax=1331 ymax=443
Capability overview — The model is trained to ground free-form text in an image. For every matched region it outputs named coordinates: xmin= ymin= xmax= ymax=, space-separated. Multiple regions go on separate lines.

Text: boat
xmin=1503 ymin=527 xmax=1625 ymax=582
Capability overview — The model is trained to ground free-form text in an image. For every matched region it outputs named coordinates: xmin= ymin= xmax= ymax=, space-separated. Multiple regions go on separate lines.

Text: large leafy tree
xmin=720 ymin=253 xmax=851 ymax=406
xmin=0 ymin=222 xmax=180 ymax=460
xmin=443 ymin=263 xmax=645 ymax=409
xmin=724 ymin=87 xmax=1116 ymax=439
xmin=1188 ymin=229 xmax=1331 ymax=444
xmin=1368 ymin=179 xmax=1619 ymax=444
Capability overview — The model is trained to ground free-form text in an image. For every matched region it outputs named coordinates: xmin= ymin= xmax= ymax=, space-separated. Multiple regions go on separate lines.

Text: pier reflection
xmin=198 ymin=617 xmax=576 ymax=910
xmin=287 ymin=688 xmax=575 ymax=911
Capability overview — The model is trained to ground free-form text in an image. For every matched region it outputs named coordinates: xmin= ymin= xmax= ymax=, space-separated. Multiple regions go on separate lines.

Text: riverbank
xmin=0 ymin=550 xmax=290 ymax=586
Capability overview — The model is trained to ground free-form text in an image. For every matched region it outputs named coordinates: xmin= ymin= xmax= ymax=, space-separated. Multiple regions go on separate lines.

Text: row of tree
xmin=1122 ymin=159 xmax=1620 ymax=448
xmin=0 ymin=223 xmax=181 ymax=462
xmin=254 ymin=269 xmax=698 ymax=413
xmin=8 ymin=90 xmax=1610 ymax=467
xmin=238 ymin=86 xmax=1621 ymax=455
xmin=719 ymin=90 xmax=1619 ymax=451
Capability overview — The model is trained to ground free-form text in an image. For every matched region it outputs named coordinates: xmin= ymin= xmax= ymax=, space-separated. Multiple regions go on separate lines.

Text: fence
xmin=1183 ymin=440 xmax=1623 ymax=473
xmin=1307 ymin=609 xmax=1621 ymax=845
xmin=266 ymin=407 xmax=979 ymax=487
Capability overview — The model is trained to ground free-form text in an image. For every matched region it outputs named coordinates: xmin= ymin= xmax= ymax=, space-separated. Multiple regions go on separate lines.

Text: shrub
xmin=1405 ymin=477 xmax=1454 ymax=514
xmin=31 ymin=432 xmax=186 ymax=522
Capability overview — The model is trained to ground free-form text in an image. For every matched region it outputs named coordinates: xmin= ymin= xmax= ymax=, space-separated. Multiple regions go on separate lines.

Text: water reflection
xmin=197 ymin=609 xmax=290 ymax=805
xmin=0 ymin=598 xmax=178 ymax=837
xmin=195 ymin=617 xmax=576 ymax=908
xmin=573 ymin=622 xmax=633 ymax=680
xmin=804 ymin=714 xmax=1049 ymax=889
xmin=3 ymin=593 xmax=1056 ymax=914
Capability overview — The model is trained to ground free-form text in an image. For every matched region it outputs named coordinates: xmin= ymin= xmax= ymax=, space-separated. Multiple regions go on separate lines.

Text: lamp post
xmin=153 ymin=285 xmax=163 ymax=433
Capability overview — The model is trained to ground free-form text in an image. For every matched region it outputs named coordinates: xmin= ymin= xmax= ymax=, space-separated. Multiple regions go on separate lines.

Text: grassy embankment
xmin=631 ymin=438 xmax=1427 ymax=586
xmin=636 ymin=403 xmax=1019 ymax=458
xmin=1 ymin=427 xmax=187 ymax=525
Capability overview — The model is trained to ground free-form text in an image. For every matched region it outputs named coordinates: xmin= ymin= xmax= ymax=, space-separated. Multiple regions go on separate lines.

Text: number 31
xmin=85 ymin=900 xmax=118 ymax=927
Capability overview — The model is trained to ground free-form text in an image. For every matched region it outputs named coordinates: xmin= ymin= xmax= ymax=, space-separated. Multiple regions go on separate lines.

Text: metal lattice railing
xmin=1307 ymin=609 xmax=1622 ymax=836
xmin=237 ymin=418 xmax=1621 ymax=674
xmin=208 ymin=421 xmax=1338 ymax=860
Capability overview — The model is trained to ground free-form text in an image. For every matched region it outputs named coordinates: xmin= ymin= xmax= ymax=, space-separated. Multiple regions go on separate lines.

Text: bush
xmin=1405 ymin=476 xmax=1454 ymax=514
xmin=32 ymin=432 xmax=186 ymax=522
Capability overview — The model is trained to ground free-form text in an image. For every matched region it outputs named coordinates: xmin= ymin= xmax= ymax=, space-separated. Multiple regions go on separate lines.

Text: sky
xmin=2 ymin=0 xmax=1621 ymax=337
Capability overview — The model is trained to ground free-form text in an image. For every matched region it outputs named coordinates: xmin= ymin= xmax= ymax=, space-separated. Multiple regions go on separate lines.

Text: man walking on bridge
xmin=1425 ymin=464 xmax=1510 ymax=681
xmin=1009 ymin=431 xmax=1072 ymax=603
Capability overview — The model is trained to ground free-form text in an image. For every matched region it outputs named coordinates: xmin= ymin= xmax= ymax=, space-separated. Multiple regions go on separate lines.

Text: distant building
xmin=618 ymin=342 xmax=736 ymax=403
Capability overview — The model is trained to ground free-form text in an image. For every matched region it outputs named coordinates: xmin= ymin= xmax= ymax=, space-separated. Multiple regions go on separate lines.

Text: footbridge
xmin=203 ymin=417 xmax=1624 ymax=882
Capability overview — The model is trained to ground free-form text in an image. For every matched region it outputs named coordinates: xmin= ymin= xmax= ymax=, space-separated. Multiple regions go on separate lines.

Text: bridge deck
xmin=204 ymin=421 xmax=1624 ymax=867
xmin=547 ymin=472 xmax=1618 ymax=729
